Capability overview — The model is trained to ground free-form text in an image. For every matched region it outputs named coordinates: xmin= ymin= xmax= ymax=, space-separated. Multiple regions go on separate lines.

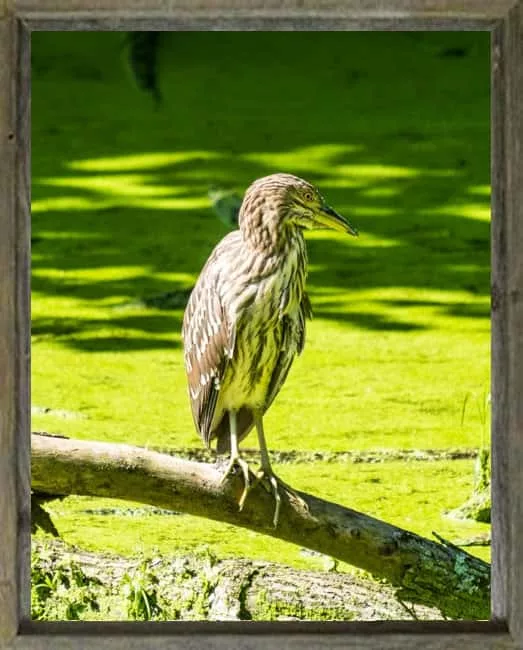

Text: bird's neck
xmin=241 ymin=202 xmax=304 ymax=260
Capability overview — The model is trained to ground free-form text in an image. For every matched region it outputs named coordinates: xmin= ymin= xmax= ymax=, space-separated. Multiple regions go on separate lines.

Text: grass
xmin=32 ymin=32 xmax=490 ymax=574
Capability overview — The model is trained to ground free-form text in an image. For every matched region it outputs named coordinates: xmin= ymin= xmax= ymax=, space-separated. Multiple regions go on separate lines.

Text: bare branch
xmin=31 ymin=432 xmax=490 ymax=620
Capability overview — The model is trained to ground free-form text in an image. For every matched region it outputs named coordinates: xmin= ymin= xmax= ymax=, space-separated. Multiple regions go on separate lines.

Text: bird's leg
xmin=219 ymin=410 xmax=251 ymax=509
xmin=254 ymin=412 xmax=281 ymax=528
xmin=253 ymin=412 xmax=310 ymax=525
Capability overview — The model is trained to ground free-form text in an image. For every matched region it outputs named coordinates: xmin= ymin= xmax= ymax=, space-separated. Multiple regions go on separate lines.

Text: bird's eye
xmin=303 ymin=191 xmax=314 ymax=202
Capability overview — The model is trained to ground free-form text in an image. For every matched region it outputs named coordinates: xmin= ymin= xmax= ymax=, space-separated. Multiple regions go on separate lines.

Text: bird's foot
xmin=219 ymin=455 xmax=251 ymax=511
xmin=254 ymin=469 xmax=282 ymax=528
xmin=258 ymin=471 xmax=310 ymax=522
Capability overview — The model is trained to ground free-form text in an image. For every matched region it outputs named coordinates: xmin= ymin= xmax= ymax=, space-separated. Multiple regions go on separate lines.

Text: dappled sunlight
xmin=334 ymin=164 xmax=450 ymax=178
xmin=293 ymin=283 xmax=490 ymax=339
xmin=33 ymin=194 xmax=210 ymax=213
xmin=31 ymin=139 xmax=490 ymax=341
xmin=242 ymin=143 xmax=364 ymax=173
xmin=361 ymin=186 xmax=402 ymax=198
xmin=38 ymin=173 xmax=180 ymax=196
xmin=31 ymin=32 xmax=492 ymax=579
xmin=68 ymin=150 xmax=222 ymax=172
xmin=467 ymin=184 xmax=490 ymax=197
xmin=124 ymin=196 xmax=211 ymax=210
xmin=309 ymin=290 xmax=489 ymax=333
xmin=422 ymin=203 xmax=491 ymax=222
xmin=34 ymin=265 xmax=148 ymax=280
xmin=35 ymin=144 xmax=472 ymax=217
xmin=306 ymin=230 xmax=401 ymax=247
xmin=30 ymin=33 xmax=491 ymax=379
xmin=34 ymin=172 xmax=212 ymax=211
xmin=32 ymin=196 xmax=114 ymax=214
xmin=31 ymin=308 xmax=183 ymax=353
xmin=351 ymin=205 xmax=397 ymax=217
xmin=32 ymin=270 xmax=193 ymax=305
xmin=31 ymin=141 xmax=491 ymax=300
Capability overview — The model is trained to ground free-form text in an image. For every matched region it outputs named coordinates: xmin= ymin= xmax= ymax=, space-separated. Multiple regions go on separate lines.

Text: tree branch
xmin=31 ymin=432 xmax=490 ymax=620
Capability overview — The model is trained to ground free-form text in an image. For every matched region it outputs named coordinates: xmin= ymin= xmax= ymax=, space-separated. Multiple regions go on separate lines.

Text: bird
xmin=182 ymin=173 xmax=358 ymax=527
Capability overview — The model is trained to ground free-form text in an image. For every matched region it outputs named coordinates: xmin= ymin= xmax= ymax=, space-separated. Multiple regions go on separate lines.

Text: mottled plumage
xmin=182 ymin=173 xmax=357 ymax=526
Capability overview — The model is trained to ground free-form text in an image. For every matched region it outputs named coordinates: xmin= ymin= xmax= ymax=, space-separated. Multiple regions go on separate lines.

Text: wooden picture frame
xmin=0 ymin=1 xmax=521 ymax=647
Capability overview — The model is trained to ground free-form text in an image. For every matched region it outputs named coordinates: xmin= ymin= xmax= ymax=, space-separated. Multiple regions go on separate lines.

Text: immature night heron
xmin=182 ymin=173 xmax=358 ymax=526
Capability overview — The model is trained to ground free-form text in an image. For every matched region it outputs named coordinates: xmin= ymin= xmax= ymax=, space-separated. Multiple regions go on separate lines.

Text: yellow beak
xmin=315 ymin=205 xmax=359 ymax=236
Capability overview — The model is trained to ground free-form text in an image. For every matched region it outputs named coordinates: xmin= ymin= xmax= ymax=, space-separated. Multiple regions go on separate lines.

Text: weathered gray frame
xmin=0 ymin=0 xmax=521 ymax=648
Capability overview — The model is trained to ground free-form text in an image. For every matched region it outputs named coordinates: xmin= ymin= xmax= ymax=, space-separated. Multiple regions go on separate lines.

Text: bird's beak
xmin=315 ymin=204 xmax=359 ymax=236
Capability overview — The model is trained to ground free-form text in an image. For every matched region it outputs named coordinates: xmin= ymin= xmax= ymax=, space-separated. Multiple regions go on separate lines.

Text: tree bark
xmin=31 ymin=432 xmax=490 ymax=620
xmin=32 ymin=539 xmax=442 ymax=621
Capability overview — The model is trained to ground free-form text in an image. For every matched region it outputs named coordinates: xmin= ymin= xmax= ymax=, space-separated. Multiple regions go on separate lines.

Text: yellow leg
xmin=254 ymin=413 xmax=281 ymax=528
xmin=219 ymin=410 xmax=251 ymax=509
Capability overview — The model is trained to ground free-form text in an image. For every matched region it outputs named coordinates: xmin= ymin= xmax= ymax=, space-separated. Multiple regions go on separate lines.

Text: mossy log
xmin=31 ymin=432 xmax=490 ymax=620
xmin=32 ymin=539 xmax=441 ymax=621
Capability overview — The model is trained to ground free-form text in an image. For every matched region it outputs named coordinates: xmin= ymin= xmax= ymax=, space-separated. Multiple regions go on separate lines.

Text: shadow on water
xmin=31 ymin=31 xmax=490 ymax=351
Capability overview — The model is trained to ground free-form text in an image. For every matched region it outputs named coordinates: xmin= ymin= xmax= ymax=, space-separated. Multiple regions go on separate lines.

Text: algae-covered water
xmin=32 ymin=31 xmax=490 ymax=576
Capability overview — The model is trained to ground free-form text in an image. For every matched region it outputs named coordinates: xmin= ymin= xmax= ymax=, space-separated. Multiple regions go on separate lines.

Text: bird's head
xmin=283 ymin=175 xmax=358 ymax=236
xmin=239 ymin=174 xmax=358 ymax=247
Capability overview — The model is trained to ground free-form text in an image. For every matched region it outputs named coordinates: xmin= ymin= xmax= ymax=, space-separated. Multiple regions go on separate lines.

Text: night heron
xmin=182 ymin=173 xmax=358 ymax=526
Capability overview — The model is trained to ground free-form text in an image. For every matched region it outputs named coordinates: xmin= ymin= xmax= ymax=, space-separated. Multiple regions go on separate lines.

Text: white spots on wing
xmin=208 ymin=307 xmax=220 ymax=335
xmin=190 ymin=386 xmax=200 ymax=400
xmin=182 ymin=227 xmax=310 ymax=434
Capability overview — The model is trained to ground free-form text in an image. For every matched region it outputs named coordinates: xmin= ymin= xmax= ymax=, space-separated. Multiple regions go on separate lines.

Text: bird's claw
xmin=238 ymin=481 xmax=250 ymax=511
xmin=220 ymin=456 xmax=251 ymax=510
xmin=253 ymin=469 xmax=282 ymax=528
xmin=220 ymin=459 xmax=284 ymax=527
xmin=268 ymin=474 xmax=281 ymax=528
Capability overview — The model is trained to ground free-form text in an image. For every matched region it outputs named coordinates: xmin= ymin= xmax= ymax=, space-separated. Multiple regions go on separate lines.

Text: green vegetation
xmin=31 ymin=542 xmax=197 ymax=621
xmin=31 ymin=544 xmax=101 ymax=620
xmin=31 ymin=540 xmax=402 ymax=621
xmin=32 ymin=32 xmax=490 ymax=586
xmin=120 ymin=557 xmax=169 ymax=620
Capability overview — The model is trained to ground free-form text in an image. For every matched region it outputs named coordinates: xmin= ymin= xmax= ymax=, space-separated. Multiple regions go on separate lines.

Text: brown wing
xmin=264 ymin=291 xmax=313 ymax=412
xmin=182 ymin=262 xmax=235 ymax=448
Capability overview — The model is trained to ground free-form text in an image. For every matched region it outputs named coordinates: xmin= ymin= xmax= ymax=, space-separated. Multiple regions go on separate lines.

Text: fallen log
xmin=31 ymin=432 xmax=490 ymax=620
xmin=32 ymin=539 xmax=441 ymax=621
